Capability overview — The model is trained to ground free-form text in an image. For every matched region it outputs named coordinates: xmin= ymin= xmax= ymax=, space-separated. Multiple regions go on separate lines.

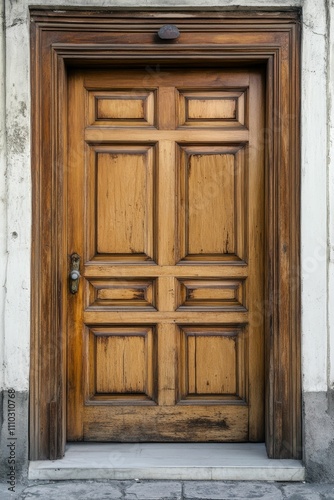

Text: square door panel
xmin=177 ymin=278 xmax=246 ymax=311
xmin=177 ymin=144 xmax=247 ymax=263
xmin=177 ymin=90 xmax=246 ymax=128
xmin=87 ymin=145 xmax=156 ymax=262
xmin=178 ymin=326 xmax=246 ymax=404
xmin=86 ymin=326 xmax=156 ymax=404
xmin=87 ymin=279 xmax=156 ymax=310
xmin=88 ymin=90 xmax=156 ymax=127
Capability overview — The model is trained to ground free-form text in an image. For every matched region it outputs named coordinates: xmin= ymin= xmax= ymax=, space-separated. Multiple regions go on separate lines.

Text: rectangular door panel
xmin=177 ymin=90 xmax=246 ymax=128
xmin=177 ymin=278 xmax=246 ymax=311
xmin=87 ymin=278 xmax=156 ymax=310
xmin=87 ymin=145 xmax=156 ymax=262
xmin=67 ymin=67 xmax=264 ymax=442
xmin=88 ymin=90 xmax=156 ymax=127
xmin=177 ymin=145 xmax=247 ymax=263
xmin=178 ymin=326 xmax=246 ymax=403
xmin=86 ymin=326 xmax=156 ymax=404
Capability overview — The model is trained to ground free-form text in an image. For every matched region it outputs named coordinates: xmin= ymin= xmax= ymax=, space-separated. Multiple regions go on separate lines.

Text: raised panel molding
xmin=88 ymin=90 xmax=156 ymax=127
xmin=177 ymin=144 xmax=247 ymax=263
xmin=177 ymin=90 xmax=246 ymax=128
xmin=86 ymin=326 xmax=156 ymax=404
xmin=178 ymin=325 xmax=246 ymax=404
xmin=87 ymin=278 xmax=156 ymax=309
xmin=177 ymin=278 xmax=246 ymax=311
xmin=87 ymin=144 xmax=156 ymax=262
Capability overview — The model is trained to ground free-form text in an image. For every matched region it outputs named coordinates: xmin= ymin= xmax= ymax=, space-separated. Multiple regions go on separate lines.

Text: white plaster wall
xmin=301 ymin=0 xmax=328 ymax=392
xmin=328 ymin=0 xmax=334 ymax=390
xmin=0 ymin=0 xmax=332 ymax=395
xmin=0 ymin=0 xmax=6 ymax=390
xmin=2 ymin=0 xmax=31 ymax=391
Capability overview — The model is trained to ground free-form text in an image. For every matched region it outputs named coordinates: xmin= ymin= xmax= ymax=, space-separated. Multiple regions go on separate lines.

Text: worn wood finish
xmin=84 ymin=405 xmax=249 ymax=442
xmin=66 ymin=67 xmax=264 ymax=442
xmin=30 ymin=10 xmax=301 ymax=460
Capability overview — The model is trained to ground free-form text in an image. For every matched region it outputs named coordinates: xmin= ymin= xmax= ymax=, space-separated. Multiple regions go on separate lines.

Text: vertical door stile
xmin=248 ymin=71 xmax=265 ymax=441
xmin=67 ymin=71 xmax=85 ymax=440
xmin=156 ymin=85 xmax=178 ymax=407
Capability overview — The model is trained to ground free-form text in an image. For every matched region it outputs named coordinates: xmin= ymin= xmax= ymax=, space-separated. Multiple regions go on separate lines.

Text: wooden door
xmin=67 ymin=66 xmax=265 ymax=442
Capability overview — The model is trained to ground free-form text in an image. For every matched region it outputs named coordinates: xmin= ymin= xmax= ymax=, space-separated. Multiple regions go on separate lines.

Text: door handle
xmin=69 ymin=253 xmax=81 ymax=294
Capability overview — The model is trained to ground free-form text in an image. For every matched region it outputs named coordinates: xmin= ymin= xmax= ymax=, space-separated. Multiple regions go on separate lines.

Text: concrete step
xmin=28 ymin=443 xmax=305 ymax=482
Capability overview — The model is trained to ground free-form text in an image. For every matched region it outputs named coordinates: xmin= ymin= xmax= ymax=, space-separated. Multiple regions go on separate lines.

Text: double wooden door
xmin=67 ymin=66 xmax=265 ymax=442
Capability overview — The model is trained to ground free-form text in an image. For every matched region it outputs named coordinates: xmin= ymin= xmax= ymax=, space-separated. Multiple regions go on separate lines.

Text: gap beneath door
xmin=28 ymin=443 xmax=305 ymax=481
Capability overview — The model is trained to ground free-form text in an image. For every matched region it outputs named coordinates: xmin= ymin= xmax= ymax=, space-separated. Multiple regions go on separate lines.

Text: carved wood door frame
xmin=30 ymin=9 xmax=301 ymax=460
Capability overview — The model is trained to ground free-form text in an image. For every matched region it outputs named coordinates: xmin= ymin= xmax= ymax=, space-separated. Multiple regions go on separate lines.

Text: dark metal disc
xmin=158 ymin=24 xmax=180 ymax=40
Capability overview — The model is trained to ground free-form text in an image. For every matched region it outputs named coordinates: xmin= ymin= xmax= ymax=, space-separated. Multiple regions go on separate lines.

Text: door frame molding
xmin=30 ymin=9 xmax=301 ymax=460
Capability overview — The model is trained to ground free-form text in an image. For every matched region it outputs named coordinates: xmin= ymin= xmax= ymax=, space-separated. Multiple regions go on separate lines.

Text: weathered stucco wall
xmin=0 ymin=0 xmax=333 ymax=483
xmin=301 ymin=0 xmax=327 ymax=394
xmin=301 ymin=0 xmax=334 ymax=481
xmin=0 ymin=0 xmax=6 ymax=393
xmin=328 ymin=0 xmax=334 ymax=397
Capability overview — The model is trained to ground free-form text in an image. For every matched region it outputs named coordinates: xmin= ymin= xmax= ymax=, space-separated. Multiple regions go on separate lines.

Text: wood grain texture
xmin=187 ymin=151 xmax=235 ymax=256
xmin=85 ymin=128 xmax=249 ymax=143
xmin=188 ymin=98 xmax=236 ymax=119
xmin=66 ymin=71 xmax=85 ymax=442
xmin=187 ymin=333 xmax=237 ymax=395
xmin=96 ymin=146 xmax=154 ymax=258
xmin=179 ymin=325 xmax=246 ymax=404
xmin=30 ymin=10 xmax=301 ymax=460
xmin=177 ymin=90 xmax=245 ymax=128
xmin=177 ymin=279 xmax=246 ymax=310
xmin=98 ymin=98 xmax=144 ymax=120
xmin=67 ymin=66 xmax=264 ymax=443
xmin=88 ymin=326 xmax=155 ymax=400
xmin=87 ymin=278 xmax=156 ymax=309
xmin=89 ymin=90 xmax=155 ymax=127
xmin=83 ymin=405 xmax=248 ymax=442
xmin=96 ymin=335 xmax=146 ymax=393
xmin=178 ymin=145 xmax=246 ymax=263
xmin=247 ymin=71 xmax=265 ymax=441
xmin=83 ymin=311 xmax=249 ymax=325
xmin=84 ymin=265 xmax=249 ymax=278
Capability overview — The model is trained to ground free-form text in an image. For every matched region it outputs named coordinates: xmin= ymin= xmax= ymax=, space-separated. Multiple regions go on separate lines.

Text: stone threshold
xmin=28 ymin=443 xmax=305 ymax=481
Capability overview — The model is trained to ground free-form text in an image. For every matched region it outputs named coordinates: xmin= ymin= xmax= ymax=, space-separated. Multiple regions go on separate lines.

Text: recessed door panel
xmin=178 ymin=145 xmax=247 ymax=262
xmin=88 ymin=90 xmax=156 ymax=126
xmin=87 ymin=279 xmax=156 ymax=309
xmin=177 ymin=279 xmax=246 ymax=310
xmin=88 ymin=145 xmax=156 ymax=262
xmin=177 ymin=90 xmax=246 ymax=128
xmin=86 ymin=326 xmax=156 ymax=403
xmin=178 ymin=326 xmax=246 ymax=403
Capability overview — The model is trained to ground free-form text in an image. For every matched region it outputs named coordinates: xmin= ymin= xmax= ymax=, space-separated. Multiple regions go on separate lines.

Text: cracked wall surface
xmin=0 ymin=0 xmax=333 ymax=482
